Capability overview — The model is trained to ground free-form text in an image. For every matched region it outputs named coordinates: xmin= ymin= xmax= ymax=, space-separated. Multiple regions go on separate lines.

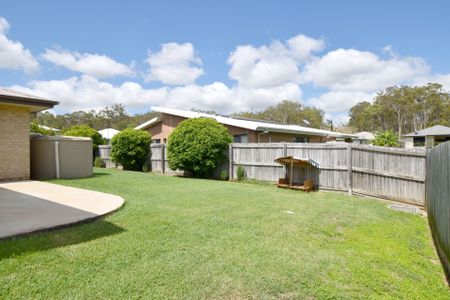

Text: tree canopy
xmin=232 ymin=100 xmax=324 ymax=128
xmin=32 ymin=103 xmax=160 ymax=131
xmin=349 ymin=83 xmax=450 ymax=137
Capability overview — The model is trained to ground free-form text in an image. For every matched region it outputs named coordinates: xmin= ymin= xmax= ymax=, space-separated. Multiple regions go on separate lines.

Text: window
xmin=234 ymin=134 xmax=248 ymax=143
xmin=152 ymin=139 xmax=161 ymax=144
xmin=293 ymin=136 xmax=309 ymax=143
xmin=413 ymin=137 xmax=425 ymax=147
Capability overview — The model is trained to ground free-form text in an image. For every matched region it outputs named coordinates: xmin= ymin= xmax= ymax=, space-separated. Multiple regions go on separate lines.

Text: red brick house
xmin=135 ymin=107 xmax=356 ymax=144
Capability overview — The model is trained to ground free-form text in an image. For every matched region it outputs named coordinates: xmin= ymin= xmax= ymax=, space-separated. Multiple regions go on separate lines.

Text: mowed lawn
xmin=1 ymin=169 xmax=448 ymax=299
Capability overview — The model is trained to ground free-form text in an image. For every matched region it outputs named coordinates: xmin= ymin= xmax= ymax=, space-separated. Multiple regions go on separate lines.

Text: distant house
xmin=0 ymin=88 xmax=58 ymax=180
xmin=135 ymin=106 xmax=356 ymax=144
xmin=403 ymin=125 xmax=450 ymax=148
xmin=99 ymin=128 xmax=120 ymax=143
xmin=354 ymin=131 xmax=375 ymax=144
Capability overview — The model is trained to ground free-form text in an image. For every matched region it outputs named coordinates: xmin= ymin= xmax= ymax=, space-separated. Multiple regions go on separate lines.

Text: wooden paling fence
xmin=228 ymin=143 xmax=426 ymax=206
xmin=99 ymin=142 xmax=426 ymax=206
xmin=426 ymin=141 xmax=450 ymax=276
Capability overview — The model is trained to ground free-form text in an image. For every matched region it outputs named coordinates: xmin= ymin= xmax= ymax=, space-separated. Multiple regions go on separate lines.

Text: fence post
xmin=283 ymin=143 xmax=288 ymax=180
xmin=347 ymin=143 xmax=353 ymax=195
xmin=161 ymin=144 xmax=165 ymax=174
xmin=229 ymin=144 xmax=233 ymax=181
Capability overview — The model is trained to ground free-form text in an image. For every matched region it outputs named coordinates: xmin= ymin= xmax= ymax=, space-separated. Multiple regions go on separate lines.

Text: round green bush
xmin=64 ymin=125 xmax=105 ymax=150
xmin=167 ymin=118 xmax=232 ymax=177
xmin=111 ymin=128 xmax=151 ymax=171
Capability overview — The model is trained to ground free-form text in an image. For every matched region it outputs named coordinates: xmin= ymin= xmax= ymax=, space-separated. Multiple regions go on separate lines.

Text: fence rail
xmin=426 ymin=141 xmax=450 ymax=276
xmin=99 ymin=142 xmax=427 ymax=206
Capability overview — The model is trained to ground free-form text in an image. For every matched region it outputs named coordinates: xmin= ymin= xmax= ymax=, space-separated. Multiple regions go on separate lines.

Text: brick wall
xmin=0 ymin=105 xmax=30 ymax=180
xmin=145 ymin=113 xmax=332 ymax=144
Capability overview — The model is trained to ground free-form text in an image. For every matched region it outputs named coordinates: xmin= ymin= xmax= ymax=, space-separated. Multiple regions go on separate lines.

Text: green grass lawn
xmin=1 ymin=168 xmax=448 ymax=299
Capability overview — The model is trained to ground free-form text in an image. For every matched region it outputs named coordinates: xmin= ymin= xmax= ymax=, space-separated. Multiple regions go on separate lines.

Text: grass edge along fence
xmin=99 ymin=142 xmax=426 ymax=206
xmin=426 ymin=141 xmax=450 ymax=278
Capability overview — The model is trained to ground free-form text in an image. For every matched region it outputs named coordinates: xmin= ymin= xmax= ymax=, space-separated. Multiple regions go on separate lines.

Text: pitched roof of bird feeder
xmin=274 ymin=156 xmax=320 ymax=168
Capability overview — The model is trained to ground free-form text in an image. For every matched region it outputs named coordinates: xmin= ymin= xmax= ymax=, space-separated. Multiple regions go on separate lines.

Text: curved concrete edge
xmin=0 ymin=181 xmax=125 ymax=240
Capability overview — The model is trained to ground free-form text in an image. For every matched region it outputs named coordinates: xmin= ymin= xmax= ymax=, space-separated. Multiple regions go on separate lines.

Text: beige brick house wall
xmin=0 ymin=105 xmax=30 ymax=180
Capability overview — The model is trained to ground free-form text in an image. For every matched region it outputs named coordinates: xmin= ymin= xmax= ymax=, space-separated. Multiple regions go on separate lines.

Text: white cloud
xmin=41 ymin=48 xmax=135 ymax=78
xmin=228 ymin=34 xmax=324 ymax=88
xmin=0 ymin=17 xmax=39 ymax=73
xmin=306 ymin=90 xmax=375 ymax=114
xmin=11 ymin=76 xmax=301 ymax=114
xmin=303 ymin=48 xmax=429 ymax=91
xmin=414 ymin=73 xmax=450 ymax=91
xmin=145 ymin=42 xmax=203 ymax=85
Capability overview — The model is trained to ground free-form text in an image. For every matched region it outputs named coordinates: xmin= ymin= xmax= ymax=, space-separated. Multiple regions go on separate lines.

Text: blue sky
xmin=1 ymin=1 xmax=449 ymax=123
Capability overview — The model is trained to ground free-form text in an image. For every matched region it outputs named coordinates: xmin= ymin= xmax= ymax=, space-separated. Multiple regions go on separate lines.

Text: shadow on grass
xmin=92 ymin=171 xmax=112 ymax=177
xmin=0 ymin=220 xmax=125 ymax=260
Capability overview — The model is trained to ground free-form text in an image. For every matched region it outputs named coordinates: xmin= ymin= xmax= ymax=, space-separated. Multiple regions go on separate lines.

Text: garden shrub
xmin=372 ymin=130 xmax=400 ymax=147
xmin=94 ymin=157 xmax=105 ymax=168
xmin=237 ymin=164 xmax=246 ymax=181
xmin=64 ymin=125 xmax=105 ymax=150
xmin=220 ymin=170 xmax=228 ymax=181
xmin=30 ymin=122 xmax=56 ymax=136
xmin=167 ymin=118 xmax=232 ymax=177
xmin=111 ymin=128 xmax=151 ymax=171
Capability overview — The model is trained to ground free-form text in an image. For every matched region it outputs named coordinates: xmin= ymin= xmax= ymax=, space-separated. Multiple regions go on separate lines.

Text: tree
xmin=349 ymin=101 xmax=371 ymax=131
xmin=64 ymin=125 xmax=105 ymax=150
xmin=233 ymin=100 xmax=324 ymax=128
xmin=348 ymin=83 xmax=450 ymax=136
xmin=110 ymin=129 xmax=151 ymax=171
xmin=372 ymin=130 xmax=400 ymax=147
xmin=167 ymin=118 xmax=232 ymax=177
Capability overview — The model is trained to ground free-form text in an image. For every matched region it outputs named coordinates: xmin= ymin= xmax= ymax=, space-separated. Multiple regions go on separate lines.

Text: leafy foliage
xmin=236 ymin=164 xmax=246 ymax=181
xmin=372 ymin=130 xmax=400 ymax=147
xmin=32 ymin=103 xmax=160 ymax=131
xmin=232 ymin=100 xmax=324 ymax=128
xmin=167 ymin=118 xmax=232 ymax=177
xmin=94 ymin=157 xmax=105 ymax=168
xmin=219 ymin=170 xmax=228 ymax=181
xmin=64 ymin=125 xmax=105 ymax=150
xmin=349 ymin=83 xmax=450 ymax=136
xmin=30 ymin=122 xmax=56 ymax=136
xmin=110 ymin=129 xmax=151 ymax=171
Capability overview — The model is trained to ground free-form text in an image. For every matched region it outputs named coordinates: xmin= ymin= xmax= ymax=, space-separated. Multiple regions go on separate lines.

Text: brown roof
xmin=0 ymin=88 xmax=58 ymax=112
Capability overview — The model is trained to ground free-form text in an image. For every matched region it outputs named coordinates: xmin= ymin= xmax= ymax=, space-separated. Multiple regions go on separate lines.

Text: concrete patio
xmin=0 ymin=181 xmax=124 ymax=239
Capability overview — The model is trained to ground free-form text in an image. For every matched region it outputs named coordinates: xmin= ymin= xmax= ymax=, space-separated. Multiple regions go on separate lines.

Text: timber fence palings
xmin=99 ymin=143 xmax=427 ymax=206
xmin=426 ymin=141 xmax=450 ymax=277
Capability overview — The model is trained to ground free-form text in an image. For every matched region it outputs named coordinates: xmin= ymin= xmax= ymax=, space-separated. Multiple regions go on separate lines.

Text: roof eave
xmin=0 ymin=95 xmax=58 ymax=112
xmin=134 ymin=117 xmax=161 ymax=130
xmin=256 ymin=126 xmax=329 ymax=137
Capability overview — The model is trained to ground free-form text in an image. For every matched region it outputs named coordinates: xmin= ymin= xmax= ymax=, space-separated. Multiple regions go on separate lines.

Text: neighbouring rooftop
xmin=136 ymin=106 xmax=357 ymax=139
xmin=403 ymin=125 xmax=450 ymax=137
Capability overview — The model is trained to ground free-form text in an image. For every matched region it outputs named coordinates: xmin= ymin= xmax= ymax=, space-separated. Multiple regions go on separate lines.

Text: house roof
xmin=0 ymin=88 xmax=58 ymax=112
xmin=135 ymin=106 xmax=356 ymax=139
xmin=38 ymin=124 xmax=61 ymax=132
xmin=99 ymin=128 xmax=120 ymax=139
xmin=355 ymin=131 xmax=375 ymax=140
xmin=274 ymin=156 xmax=320 ymax=168
xmin=403 ymin=125 xmax=450 ymax=137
